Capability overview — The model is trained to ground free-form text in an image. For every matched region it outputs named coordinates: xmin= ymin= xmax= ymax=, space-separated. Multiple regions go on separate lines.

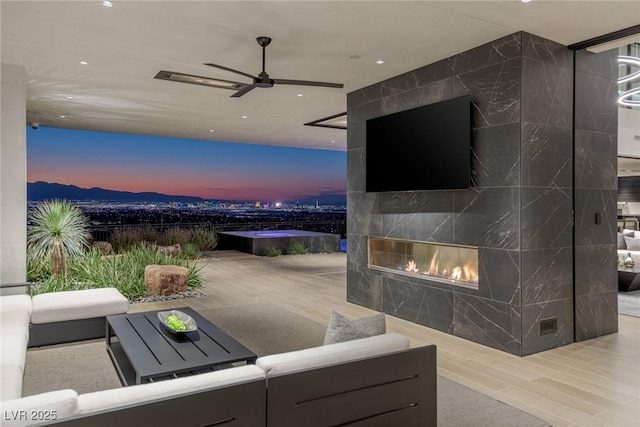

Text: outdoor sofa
xmin=0 ymin=288 xmax=437 ymax=427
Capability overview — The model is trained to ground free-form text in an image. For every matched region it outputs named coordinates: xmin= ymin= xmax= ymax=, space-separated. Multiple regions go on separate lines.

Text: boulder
xmin=144 ymin=264 xmax=189 ymax=296
xmin=93 ymin=241 xmax=113 ymax=255
xmin=156 ymin=243 xmax=182 ymax=257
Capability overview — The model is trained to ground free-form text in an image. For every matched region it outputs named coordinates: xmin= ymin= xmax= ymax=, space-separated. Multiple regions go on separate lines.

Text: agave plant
xmin=27 ymin=199 xmax=90 ymax=278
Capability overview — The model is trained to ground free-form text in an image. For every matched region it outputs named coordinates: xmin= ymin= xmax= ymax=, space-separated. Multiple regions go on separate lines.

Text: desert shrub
xmin=266 ymin=247 xmax=282 ymax=257
xmin=27 ymin=199 xmax=91 ymax=278
xmin=181 ymin=242 xmax=201 ymax=260
xmin=189 ymin=228 xmax=218 ymax=251
xmin=27 ymin=257 xmax=52 ymax=283
xmin=319 ymin=242 xmax=335 ymax=253
xmin=288 ymin=241 xmax=309 ymax=255
xmin=29 ymin=244 xmax=202 ymax=299
xmin=110 ymin=227 xmax=157 ymax=252
xmin=157 ymin=227 xmax=191 ymax=246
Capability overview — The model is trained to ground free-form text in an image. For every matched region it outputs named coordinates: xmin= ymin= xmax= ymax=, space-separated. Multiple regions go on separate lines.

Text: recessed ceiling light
xmin=330 ymin=140 xmax=336 ymax=143
xmin=59 ymin=115 xmax=66 ymax=118
xmin=209 ymin=129 xmax=215 ymax=133
xmin=80 ymin=61 xmax=88 ymax=65
xmin=242 ymin=115 xmax=248 ymax=119
xmin=521 ymin=0 xmax=532 ymax=3
xmin=66 ymin=96 xmax=73 ymax=99
xmin=102 ymin=1 xmax=113 ymax=7
xmin=297 ymin=93 xmax=304 ymax=97
xmin=376 ymin=59 xmax=385 ymax=65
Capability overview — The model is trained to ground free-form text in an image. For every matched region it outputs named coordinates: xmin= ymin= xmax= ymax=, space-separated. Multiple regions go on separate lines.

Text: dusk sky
xmin=27 ymin=127 xmax=346 ymax=202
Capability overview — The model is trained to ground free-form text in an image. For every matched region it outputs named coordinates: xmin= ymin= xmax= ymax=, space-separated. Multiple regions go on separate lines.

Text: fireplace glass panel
xmin=368 ymin=237 xmax=478 ymax=288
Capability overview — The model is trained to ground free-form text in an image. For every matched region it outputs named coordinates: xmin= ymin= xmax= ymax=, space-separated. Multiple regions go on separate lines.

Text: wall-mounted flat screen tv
xmin=366 ymin=95 xmax=471 ymax=192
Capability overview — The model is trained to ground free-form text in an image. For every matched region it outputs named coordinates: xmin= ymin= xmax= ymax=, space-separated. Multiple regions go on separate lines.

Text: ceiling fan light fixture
xmin=154 ymin=70 xmax=244 ymax=90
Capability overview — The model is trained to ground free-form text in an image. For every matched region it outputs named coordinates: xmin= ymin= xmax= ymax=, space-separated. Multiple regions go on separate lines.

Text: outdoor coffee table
xmin=106 ymin=306 xmax=257 ymax=385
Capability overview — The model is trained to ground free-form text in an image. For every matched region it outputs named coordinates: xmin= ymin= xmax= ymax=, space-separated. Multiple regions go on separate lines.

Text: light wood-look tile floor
xmin=131 ymin=251 xmax=640 ymax=427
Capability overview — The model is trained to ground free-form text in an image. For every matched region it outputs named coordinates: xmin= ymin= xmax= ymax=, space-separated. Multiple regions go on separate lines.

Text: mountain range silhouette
xmin=27 ymin=181 xmax=346 ymax=206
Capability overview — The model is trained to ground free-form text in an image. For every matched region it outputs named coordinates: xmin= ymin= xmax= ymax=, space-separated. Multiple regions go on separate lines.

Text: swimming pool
xmin=218 ymin=230 xmax=340 ymax=256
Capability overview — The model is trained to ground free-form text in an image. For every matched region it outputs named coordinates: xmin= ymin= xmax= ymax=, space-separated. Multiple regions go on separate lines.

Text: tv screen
xmin=366 ymin=95 xmax=471 ymax=192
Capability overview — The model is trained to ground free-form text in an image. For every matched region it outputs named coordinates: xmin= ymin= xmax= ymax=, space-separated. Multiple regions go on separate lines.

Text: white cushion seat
xmin=1 ymin=310 xmax=31 ymax=338
xmin=0 ymin=365 xmax=24 ymax=401
xmin=0 ymin=390 xmax=78 ymax=427
xmin=256 ymin=332 xmax=410 ymax=378
xmin=77 ymin=365 xmax=265 ymax=415
xmin=30 ymin=288 xmax=128 ymax=324
xmin=1 ymin=333 xmax=28 ymax=367
xmin=0 ymin=295 xmax=32 ymax=316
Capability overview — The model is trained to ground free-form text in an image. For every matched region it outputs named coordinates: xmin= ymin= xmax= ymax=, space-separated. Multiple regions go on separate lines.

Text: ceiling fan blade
xmin=204 ymin=63 xmax=257 ymax=81
xmin=231 ymin=84 xmax=258 ymax=98
xmin=273 ymin=79 xmax=344 ymax=89
xmin=154 ymin=70 xmax=245 ymax=90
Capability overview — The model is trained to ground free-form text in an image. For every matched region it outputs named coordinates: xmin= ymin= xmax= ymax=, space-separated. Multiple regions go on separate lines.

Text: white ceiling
xmin=2 ymin=1 xmax=639 ymax=151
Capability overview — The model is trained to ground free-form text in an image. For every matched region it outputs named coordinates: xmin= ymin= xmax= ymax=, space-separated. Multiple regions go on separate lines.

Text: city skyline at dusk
xmin=27 ymin=127 xmax=346 ymax=203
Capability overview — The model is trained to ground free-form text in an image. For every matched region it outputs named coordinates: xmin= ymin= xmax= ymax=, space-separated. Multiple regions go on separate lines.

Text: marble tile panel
xmin=455 ymin=248 xmax=520 ymax=305
xmin=456 ymin=58 xmax=521 ymax=129
xmin=470 ymin=123 xmax=520 ymax=188
xmin=574 ymin=189 xmax=617 ymax=246
xmin=575 ymin=291 xmax=619 ymax=341
xmin=347 ymin=84 xmax=385 ymax=108
xmin=521 ymin=298 xmax=574 ymax=356
xmin=415 ymin=57 xmax=455 ymax=87
xmin=383 ymin=277 xmax=455 ymax=333
xmin=521 ymin=247 xmax=573 ymax=304
xmin=383 ymin=212 xmax=453 ymax=244
xmin=347 ymin=270 xmax=383 ymax=312
xmin=346 ymin=233 xmax=368 ymax=274
xmin=575 ymin=48 xmax=618 ymax=80
xmin=520 ymin=123 xmax=572 ymax=188
xmin=454 ymin=294 xmax=521 ymax=355
xmin=522 ymin=33 xmax=572 ymax=68
xmin=453 ymin=187 xmax=520 ymax=250
xmin=574 ymin=244 xmax=617 ymax=296
xmin=347 ymin=101 xmax=383 ymax=150
xmin=521 ymin=187 xmax=572 ymax=250
xmin=381 ymin=191 xmax=454 ymax=214
xmin=521 ymin=56 xmax=572 ymax=129
xmin=381 ymin=78 xmax=454 ymax=116
xmin=347 ymin=191 xmax=382 ymax=237
xmin=575 ymin=72 xmax=618 ymax=135
xmin=347 ymin=148 xmax=366 ymax=192
xmin=575 ymin=130 xmax=617 ymax=190
xmin=453 ymin=33 xmax=522 ymax=75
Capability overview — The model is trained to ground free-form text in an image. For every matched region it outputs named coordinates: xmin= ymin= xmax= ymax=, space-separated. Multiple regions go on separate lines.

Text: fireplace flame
xmin=405 ymin=260 xmax=419 ymax=273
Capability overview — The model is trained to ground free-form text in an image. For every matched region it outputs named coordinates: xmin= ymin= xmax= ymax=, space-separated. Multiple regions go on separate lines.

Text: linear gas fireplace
xmin=368 ymin=237 xmax=479 ymax=288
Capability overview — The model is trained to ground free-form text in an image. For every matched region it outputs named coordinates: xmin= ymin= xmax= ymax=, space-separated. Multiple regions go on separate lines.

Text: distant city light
xmin=275 ymin=202 xmax=281 ymax=207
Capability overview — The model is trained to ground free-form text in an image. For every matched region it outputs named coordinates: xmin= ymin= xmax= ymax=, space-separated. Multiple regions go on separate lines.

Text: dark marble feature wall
xmin=574 ymin=49 xmax=619 ymax=341
xmin=347 ymin=32 xmax=602 ymax=356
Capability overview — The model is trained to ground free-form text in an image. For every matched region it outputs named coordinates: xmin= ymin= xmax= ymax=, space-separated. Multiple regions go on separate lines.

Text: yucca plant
xmin=27 ymin=199 xmax=90 ymax=278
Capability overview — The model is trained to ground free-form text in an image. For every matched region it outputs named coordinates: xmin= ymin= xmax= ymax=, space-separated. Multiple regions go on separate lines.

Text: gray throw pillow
xmin=624 ymin=236 xmax=640 ymax=251
xmin=323 ymin=310 xmax=386 ymax=345
xmin=619 ymin=231 xmax=635 ymax=249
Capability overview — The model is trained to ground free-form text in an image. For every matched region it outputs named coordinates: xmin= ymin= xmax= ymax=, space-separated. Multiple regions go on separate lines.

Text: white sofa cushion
xmin=256 ymin=332 xmax=410 ymax=378
xmin=1 ymin=333 xmax=28 ymax=369
xmin=0 ymin=389 xmax=78 ymax=426
xmin=0 ymin=365 xmax=23 ymax=401
xmin=77 ymin=364 xmax=265 ymax=415
xmin=0 ymin=295 xmax=32 ymax=316
xmin=0 ymin=309 xmax=31 ymax=338
xmin=31 ymin=288 xmax=128 ymax=324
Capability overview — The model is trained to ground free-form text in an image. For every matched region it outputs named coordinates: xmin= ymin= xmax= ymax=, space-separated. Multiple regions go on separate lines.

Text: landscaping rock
xmin=144 ymin=264 xmax=189 ymax=296
xmin=93 ymin=241 xmax=113 ymax=255
xmin=155 ymin=243 xmax=182 ymax=257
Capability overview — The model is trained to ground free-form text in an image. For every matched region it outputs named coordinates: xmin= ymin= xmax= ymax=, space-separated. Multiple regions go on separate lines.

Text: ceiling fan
xmin=155 ymin=36 xmax=344 ymax=98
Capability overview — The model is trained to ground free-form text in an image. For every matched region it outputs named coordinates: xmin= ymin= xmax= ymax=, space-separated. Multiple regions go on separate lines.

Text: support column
xmin=1 ymin=63 xmax=27 ymax=294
